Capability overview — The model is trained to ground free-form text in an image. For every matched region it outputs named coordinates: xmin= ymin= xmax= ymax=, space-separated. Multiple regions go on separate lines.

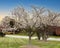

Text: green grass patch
xmin=50 ymin=36 xmax=60 ymax=38
xmin=0 ymin=37 xmax=60 ymax=48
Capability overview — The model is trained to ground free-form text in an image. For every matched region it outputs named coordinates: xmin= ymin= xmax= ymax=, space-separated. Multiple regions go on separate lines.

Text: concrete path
xmin=5 ymin=35 xmax=60 ymax=41
xmin=5 ymin=35 xmax=37 ymax=39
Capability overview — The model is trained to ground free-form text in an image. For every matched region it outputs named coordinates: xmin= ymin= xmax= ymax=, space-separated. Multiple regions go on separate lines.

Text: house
xmin=49 ymin=26 xmax=60 ymax=36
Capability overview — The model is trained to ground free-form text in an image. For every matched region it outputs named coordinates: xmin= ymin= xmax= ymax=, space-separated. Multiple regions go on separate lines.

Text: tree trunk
xmin=36 ymin=32 xmax=41 ymax=40
xmin=42 ymin=31 xmax=47 ymax=41
xmin=28 ymin=32 xmax=31 ymax=45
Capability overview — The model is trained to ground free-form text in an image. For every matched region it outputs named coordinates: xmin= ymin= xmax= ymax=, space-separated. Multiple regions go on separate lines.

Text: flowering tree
xmin=11 ymin=6 xmax=60 ymax=42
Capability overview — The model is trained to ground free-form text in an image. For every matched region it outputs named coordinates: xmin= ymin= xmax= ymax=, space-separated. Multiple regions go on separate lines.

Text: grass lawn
xmin=0 ymin=37 xmax=60 ymax=48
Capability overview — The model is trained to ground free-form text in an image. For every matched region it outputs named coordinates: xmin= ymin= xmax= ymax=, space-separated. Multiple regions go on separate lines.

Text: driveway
xmin=5 ymin=35 xmax=60 ymax=41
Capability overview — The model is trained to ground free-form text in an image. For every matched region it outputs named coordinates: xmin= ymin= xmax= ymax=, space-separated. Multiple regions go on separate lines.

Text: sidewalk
xmin=5 ymin=35 xmax=60 ymax=41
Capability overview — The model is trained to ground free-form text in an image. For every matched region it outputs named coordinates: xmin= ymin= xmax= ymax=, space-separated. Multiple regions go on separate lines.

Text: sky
xmin=0 ymin=0 xmax=60 ymax=17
